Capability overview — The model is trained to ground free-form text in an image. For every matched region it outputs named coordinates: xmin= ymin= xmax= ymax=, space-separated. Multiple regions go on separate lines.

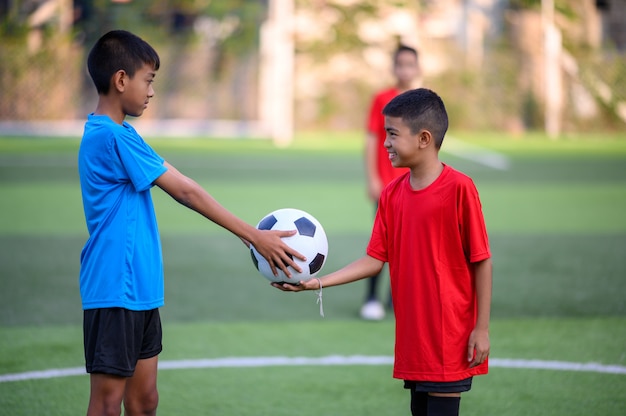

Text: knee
xmin=87 ymin=392 xmax=124 ymax=416
xmin=87 ymin=399 xmax=123 ymax=416
xmin=124 ymin=390 xmax=159 ymax=416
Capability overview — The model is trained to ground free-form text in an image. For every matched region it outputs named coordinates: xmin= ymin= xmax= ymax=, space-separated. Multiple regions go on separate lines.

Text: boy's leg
xmin=427 ymin=393 xmax=461 ymax=416
xmin=84 ymin=308 xmax=163 ymax=416
xmin=409 ymin=391 xmax=428 ymax=416
xmin=407 ymin=391 xmax=460 ymax=416
xmin=123 ymin=355 xmax=159 ymax=416
xmin=405 ymin=380 xmax=427 ymax=416
xmin=87 ymin=373 xmax=127 ymax=416
xmin=87 ymin=361 xmax=158 ymax=416
xmin=87 ymin=366 xmax=159 ymax=416
xmin=406 ymin=378 xmax=471 ymax=416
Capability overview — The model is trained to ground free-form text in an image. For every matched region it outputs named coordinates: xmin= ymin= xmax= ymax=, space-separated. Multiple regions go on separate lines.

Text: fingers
xmin=271 ymin=282 xmax=304 ymax=291
xmin=268 ymin=261 xmax=292 ymax=278
xmin=271 ymin=251 xmax=302 ymax=277
xmin=270 ymin=279 xmax=318 ymax=291
xmin=275 ymin=230 xmax=306 ymax=261
xmin=269 ymin=258 xmax=287 ymax=278
xmin=468 ymin=344 xmax=490 ymax=367
xmin=467 ymin=333 xmax=490 ymax=368
xmin=258 ymin=230 xmax=306 ymax=277
xmin=470 ymin=352 xmax=488 ymax=367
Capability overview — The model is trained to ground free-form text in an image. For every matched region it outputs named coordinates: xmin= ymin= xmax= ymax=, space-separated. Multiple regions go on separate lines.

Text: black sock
xmin=427 ymin=395 xmax=461 ymax=416
xmin=410 ymin=391 xmax=428 ymax=416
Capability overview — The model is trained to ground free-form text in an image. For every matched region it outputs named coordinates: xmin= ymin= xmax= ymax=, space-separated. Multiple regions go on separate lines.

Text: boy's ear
xmin=417 ymin=129 xmax=433 ymax=148
xmin=112 ymin=70 xmax=127 ymax=93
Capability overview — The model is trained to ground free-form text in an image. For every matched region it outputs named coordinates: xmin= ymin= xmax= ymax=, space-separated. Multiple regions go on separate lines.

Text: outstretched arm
xmin=468 ymin=257 xmax=492 ymax=367
xmin=273 ymin=255 xmax=384 ymax=292
xmin=154 ymin=161 xmax=304 ymax=277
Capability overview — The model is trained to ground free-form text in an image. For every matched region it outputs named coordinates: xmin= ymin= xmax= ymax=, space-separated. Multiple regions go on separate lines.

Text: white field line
xmin=443 ymin=137 xmax=511 ymax=170
xmin=1 ymin=356 xmax=625 ymax=383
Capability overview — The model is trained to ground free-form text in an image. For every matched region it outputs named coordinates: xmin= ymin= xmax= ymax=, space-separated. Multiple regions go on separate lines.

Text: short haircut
xmin=393 ymin=44 xmax=418 ymax=66
xmin=87 ymin=30 xmax=160 ymax=95
xmin=382 ymin=88 xmax=449 ymax=148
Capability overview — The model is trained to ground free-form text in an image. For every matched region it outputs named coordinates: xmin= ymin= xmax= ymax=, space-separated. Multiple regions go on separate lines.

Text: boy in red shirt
xmin=275 ymin=88 xmax=492 ymax=416
xmin=362 ymin=45 xmax=420 ymax=320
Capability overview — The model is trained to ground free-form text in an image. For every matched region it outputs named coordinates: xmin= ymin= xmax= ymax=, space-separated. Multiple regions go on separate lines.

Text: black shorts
xmin=83 ymin=307 xmax=163 ymax=377
xmin=404 ymin=377 xmax=473 ymax=393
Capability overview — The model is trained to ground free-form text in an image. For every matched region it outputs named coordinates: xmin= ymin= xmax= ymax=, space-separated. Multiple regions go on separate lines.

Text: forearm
xmin=318 ymin=255 xmax=384 ymax=289
xmin=473 ymin=258 xmax=493 ymax=331
xmin=184 ymin=186 xmax=258 ymax=241
xmin=155 ymin=163 xmax=259 ymax=243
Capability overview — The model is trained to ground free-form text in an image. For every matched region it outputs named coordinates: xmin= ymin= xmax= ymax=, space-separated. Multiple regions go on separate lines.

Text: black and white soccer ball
xmin=250 ymin=208 xmax=328 ymax=284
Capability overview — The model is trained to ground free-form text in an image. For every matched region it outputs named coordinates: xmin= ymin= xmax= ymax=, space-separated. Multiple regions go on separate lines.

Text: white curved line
xmin=1 ymin=356 xmax=625 ymax=383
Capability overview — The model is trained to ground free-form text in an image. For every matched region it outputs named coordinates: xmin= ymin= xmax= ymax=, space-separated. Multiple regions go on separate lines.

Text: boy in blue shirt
xmin=79 ymin=30 xmax=303 ymax=416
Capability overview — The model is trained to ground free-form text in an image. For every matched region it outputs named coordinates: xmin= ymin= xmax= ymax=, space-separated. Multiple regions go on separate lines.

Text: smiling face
xmin=383 ymin=115 xmax=421 ymax=168
xmin=119 ymin=63 xmax=156 ymax=118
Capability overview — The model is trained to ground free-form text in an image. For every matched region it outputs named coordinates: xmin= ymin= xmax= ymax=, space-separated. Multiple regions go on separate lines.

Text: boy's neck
xmin=409 ymin=159 xmax=444 ymax=191
xmin=94 ymin=98 xmax=126 ymax=125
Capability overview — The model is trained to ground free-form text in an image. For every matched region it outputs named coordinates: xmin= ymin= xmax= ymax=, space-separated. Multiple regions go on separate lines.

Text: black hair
xmin=382 ymin=88 xmax=448 ymax=148
xmin=87 ymin=30 xmax=160 ymax=95
xmin=393 ymin=44 xmax=418 ymax=66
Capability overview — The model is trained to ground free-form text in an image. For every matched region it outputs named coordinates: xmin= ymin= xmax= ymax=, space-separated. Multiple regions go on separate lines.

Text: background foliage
xmin=0 ymin=1 xmax=624 ymax=131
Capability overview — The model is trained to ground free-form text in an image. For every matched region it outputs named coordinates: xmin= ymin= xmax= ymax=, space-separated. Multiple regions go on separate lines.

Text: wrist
xmin=474 ymin=325 xmax=489 ymax=332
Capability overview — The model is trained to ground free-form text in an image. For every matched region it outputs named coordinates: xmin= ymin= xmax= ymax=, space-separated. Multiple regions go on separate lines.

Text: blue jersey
xmin=78 ymin=114 xmax=168 ymax=310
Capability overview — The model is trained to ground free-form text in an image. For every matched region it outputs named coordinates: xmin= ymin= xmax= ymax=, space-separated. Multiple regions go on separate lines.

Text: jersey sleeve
xmin=114 ymin=127 xmax=167 ymax=192
xmin=459 ymin=179 xmax=491 ymax=263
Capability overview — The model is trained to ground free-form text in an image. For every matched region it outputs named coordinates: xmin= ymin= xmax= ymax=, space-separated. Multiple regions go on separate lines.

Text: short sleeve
xmin=458 ymin=180 xmax=491 ymax=263
xmin=114 ymin=126 xmax=167 ymax=192
xmin=366 ymin=192 xmax=389 ymax=262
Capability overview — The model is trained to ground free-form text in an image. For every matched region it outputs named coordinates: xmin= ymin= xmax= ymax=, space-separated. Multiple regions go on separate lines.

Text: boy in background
xmin=79 ymin=30 xmax=304 ymax=416
xmin=275 ymin=88 xmax=492 ymax=416
xmin=361 ymin=44 xmax=421 ymax=320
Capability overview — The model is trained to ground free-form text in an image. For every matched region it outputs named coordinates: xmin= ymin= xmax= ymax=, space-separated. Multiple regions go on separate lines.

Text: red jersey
xmin=366 ymin=165 xmax=491 ymax=382
xmin=367 ymin=88 xmax=410 ymax=185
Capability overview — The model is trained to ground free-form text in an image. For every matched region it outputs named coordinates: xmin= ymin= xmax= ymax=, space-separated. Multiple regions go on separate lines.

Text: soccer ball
xmin=250 ymin=208 xmax=328 ymax=284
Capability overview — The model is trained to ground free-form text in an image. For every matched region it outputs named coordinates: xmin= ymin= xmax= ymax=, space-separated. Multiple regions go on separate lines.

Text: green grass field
xmin=1 ymin=131 xmax=625 ymax=415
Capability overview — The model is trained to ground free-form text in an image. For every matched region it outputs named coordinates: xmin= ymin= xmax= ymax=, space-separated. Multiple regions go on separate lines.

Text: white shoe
xmin=360 ymin=300 xmax=385 ymax=321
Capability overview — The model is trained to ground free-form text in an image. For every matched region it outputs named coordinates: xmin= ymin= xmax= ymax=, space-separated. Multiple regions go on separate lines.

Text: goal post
xmin=259 ymin=0 xmax=295 ymax=146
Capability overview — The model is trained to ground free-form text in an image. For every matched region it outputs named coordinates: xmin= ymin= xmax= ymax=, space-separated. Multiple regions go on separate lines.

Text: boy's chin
xmin=127 ymin=110 xmax=145 ymax=118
